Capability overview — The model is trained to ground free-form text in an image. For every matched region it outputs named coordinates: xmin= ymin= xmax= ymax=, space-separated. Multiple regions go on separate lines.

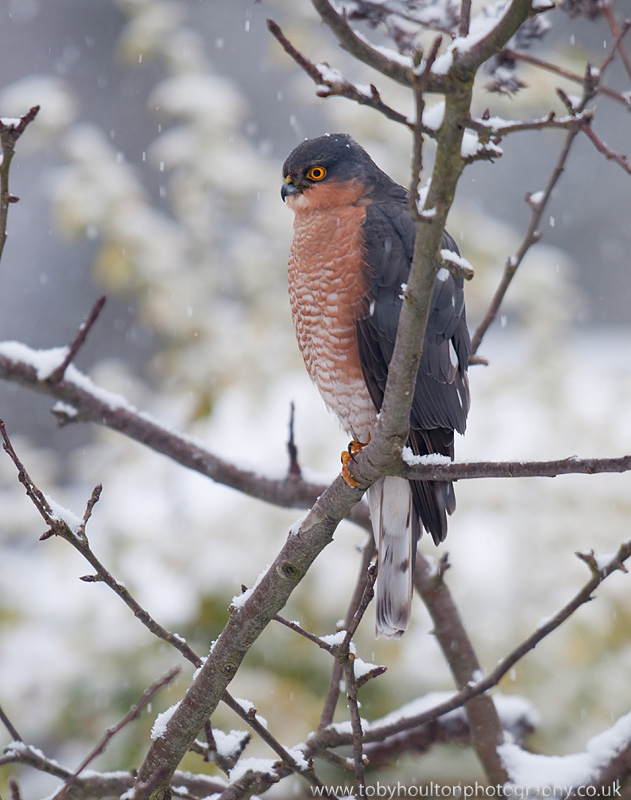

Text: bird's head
xmin=281 ymin=133 xmax=382 ymax=211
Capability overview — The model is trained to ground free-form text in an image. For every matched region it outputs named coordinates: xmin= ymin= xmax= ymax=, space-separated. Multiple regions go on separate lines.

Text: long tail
xmin=366 ymin=476 xmax=416 ymax=638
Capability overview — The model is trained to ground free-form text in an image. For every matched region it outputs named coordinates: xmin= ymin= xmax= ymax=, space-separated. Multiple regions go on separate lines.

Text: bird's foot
xmin=340 ymin=434 xmax=371 ymax=488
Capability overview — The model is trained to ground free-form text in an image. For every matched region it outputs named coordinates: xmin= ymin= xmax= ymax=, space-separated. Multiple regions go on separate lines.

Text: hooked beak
xmin=281 ymin=175 xmax=297 ymax=202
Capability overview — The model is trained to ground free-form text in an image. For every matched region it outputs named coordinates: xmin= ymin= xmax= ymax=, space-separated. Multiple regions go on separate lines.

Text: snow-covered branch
xmin=403 ymin=452 xmax=631 ymax=481
xmin=267 ymin=19 xmax=416 ymax=131
xmin=3 ymin=1 xmax=631 ymax=797
xmin=0 ymin=340 xmax=370 ymax=532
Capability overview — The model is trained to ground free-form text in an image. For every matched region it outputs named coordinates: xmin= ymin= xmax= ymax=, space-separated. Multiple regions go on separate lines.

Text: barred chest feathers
xmin=288 ymin=204 xmax=377 ymax=441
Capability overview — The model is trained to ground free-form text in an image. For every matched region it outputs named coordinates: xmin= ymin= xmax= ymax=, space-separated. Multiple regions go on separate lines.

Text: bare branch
xmin=267 ymin=18 xmax=414 ymax=129
xmin=319 ymin=537 xmax=376 ymax=730
xmin=342 ymin=657 xmax=366 ymax=791
xmin=468 ymin=108 xmax=593 ymax=138
xmin=133 ymin=474 xmax=362 ymax=798
xmin=47 ymin=295 xmax=107 ymax=384
xmin=299 ymin=538 xmax=631 ymax=769
xmin=414 ymin=555 xmax=506 ymax=780
xmin=582 ymin=123 xmax=631 ymax=174
xmin=0 ymin=106 xmax=40 ymax=262
xmin=286 ymin=401 xmax=301 ymax=479
xmin=0 ymin=343 xmax=372 ymax=531
xmin=459 ymin=0 xmax=473 ymax=37
xmin=404 ymin=453 xmax=631 ymax=481
xmin=375 ymin=539 xmax=631 ymax=741
xmin=471 ymin=17 xmax=631 ymax=352
xmin=53 ymin=667 xmax=180 ymax=800
xmin=600 ymin=3 xmax=631 ymax=80
xmin=273 ymin=614 xmax=338 ymax=653
xmin=500 ymin=46 xmax=631 ymax=108
xmin=309 ymin=0 xmax=418 ymax=88
xmin=0 ymin=742 xmax=227 ymax=800
xmin=1 ymin=421 xmax=333 ymax=795
xmin=0 ymin=417 xmax=56 ymax=525
xmin=470 ymin=109 xmax=582 ymax=354
xmin=456 ymin=0 xmax=534 ymax=74
xmin=0 ymin=703 xmax=23 ymax=742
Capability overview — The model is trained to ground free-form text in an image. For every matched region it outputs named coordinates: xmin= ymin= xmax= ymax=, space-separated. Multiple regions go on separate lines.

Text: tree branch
xmin=0 ymin=106 xmax=40 ymax=262
xmin=456 ymin=0 xmax=535 ymax=75
xmin=309 ymin=0 xmax=419 ymax=88
xmin=403 ymin=452 xmax=631 ymax=481
xmin=267 ymin=18 xmax=415 ymax=129
xmin=472 ymin=17 xmax=631 ymax=353
xmin=0 ymin=743 xmax=228 ymax=800
xmin=469 ymin=83 xmax=589 ymax=355
xmin=414 ymin=555 xmax=506 ymax=782
xmin=499 ymin=46 xmax=631 ymax=108
xmin=47 ymin=295 xmax=107 ymax=384
xmin=0 ymin=419 xmax=335 ymax=796
xmin=468 ymin=109 xmax=592 ymax=138
xmin=0 ymin=343 xmax=371 ymax=531
xmin=600 ymin=3 xmax=631 ymax=81
xmin=0 ymin=703 xmax=23 ymax=743
xmin=53 ymin=668 xmax=180 ymax=800
xmin=318 ymin=537 xmax=377 ymax=730
xmin=133 ymin=475 xmax=362 ymax=798
xmin=298 ymin=537 xmax=631 ymax=770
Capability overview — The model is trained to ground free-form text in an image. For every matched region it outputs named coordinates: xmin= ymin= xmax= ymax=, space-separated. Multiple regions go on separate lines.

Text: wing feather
xmin=356 ymin=194 xmax=470 ymax=544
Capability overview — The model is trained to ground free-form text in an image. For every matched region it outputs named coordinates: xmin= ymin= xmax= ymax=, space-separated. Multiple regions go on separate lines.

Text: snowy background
xmin=1 ymin=0 xmax=631 ymax=793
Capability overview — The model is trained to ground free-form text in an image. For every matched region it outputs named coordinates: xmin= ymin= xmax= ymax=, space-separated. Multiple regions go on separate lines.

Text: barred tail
xmin=367 ymin=477 xmax=416 ymax=638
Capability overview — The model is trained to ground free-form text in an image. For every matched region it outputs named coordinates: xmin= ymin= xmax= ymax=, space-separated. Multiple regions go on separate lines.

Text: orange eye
xmin=306 ymin=166 xmax=326 ymax=181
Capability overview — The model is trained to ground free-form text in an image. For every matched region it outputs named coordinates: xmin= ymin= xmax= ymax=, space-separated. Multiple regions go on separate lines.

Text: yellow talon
xmin=340 ymin=434 xmax=371 ymax=488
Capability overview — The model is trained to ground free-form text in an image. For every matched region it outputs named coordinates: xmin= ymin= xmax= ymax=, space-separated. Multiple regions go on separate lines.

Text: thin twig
xmin=0 ymin=106 xmax=40 ymax=263
xmin=0 ymin=703 xmax=23 ymax=742
xmin=1 ymin=418 xmax=55 ymax=521
xmin=337 ymin=564 xmax=380 ymax=791
xmin=342 ymin=659 xmax=365 ymax=791
xmin=599 ymin=9 xmax=631 ymax=81
xmin=404 ymin=452 xmax=631 ymax=481
xmin=221 ymin=692 xmax=313 ymax=781
xmin=47 ymin=295 xmax=107 ymax=384
xmin=467 ymin=109 xmax=593 ymax=138
xmin=459 ymin=0 xmax=472 ymax=37
xmin=318 ymin=537 xmax=376 ymax=731
xmin=267 ymin=18 xmax=414 ymax=130
xmin=472 ymin=34 xmax=625 ymax=354
xmin=470 ymin=62 xmax=599 ymax=354
xmin=286 ymin=401 xmax=301 ymax=479
xmin=582 ymin=123 xmax=631 ymax=174
xmin=341 ymin=561 xmax=378 ymax=645
xmin=273 ymin=614 xmax=337 ymax=653
xmin=409 ymin=36 xmax=443 ymax=220
xmin=53 ymin=667 xmax=181 ymax=800
xmin=499 ymin=47 xmax=631 ymax=108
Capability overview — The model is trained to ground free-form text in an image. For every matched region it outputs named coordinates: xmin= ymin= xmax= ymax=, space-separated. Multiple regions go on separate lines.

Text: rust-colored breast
xmin=287 ymin=188 xmax=377 ymax=440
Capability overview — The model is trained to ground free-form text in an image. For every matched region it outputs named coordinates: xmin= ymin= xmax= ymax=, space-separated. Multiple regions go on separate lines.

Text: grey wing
xmin=356 ymin=199 xmax=470 ymax=544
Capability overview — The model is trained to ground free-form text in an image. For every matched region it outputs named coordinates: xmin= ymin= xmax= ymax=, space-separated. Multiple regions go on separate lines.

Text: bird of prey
xmin=281 ymin=133 xmax=470 ymax=637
